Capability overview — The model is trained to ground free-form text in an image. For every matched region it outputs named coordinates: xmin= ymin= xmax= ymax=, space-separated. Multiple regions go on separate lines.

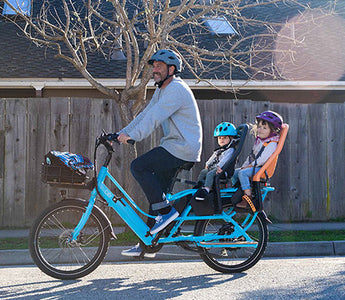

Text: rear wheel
xmin=194 ymin=207 xmax=268 ymax=273
xmin=29 ymin=199 xmax=110 ymax=280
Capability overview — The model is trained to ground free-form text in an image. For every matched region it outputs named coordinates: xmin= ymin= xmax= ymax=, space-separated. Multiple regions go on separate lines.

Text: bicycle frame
xmin=71 ymin=160 xmax=274 ymax=249
xmin=30 ymin=126 xmax=286 ymax=279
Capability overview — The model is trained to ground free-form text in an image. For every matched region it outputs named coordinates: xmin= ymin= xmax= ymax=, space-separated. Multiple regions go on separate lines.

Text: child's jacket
xmin=206 ymin=139 xmax=237 ymax=170
xmin=242 ymin=134 xmax=280 ymax=168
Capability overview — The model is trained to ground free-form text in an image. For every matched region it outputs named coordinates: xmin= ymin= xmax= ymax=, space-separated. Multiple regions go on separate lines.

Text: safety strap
xmin=251 ymin=141 xmax=278 ymax=179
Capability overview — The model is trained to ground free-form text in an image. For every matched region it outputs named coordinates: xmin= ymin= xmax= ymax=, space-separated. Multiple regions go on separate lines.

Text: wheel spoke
xmin=29 ymin=200 xmax=110 ymax=279
xmin=195 ymin=207 xmax=268 ymax=273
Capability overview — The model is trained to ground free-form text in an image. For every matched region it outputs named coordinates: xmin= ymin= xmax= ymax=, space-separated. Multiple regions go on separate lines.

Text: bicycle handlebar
xmin=93 ymin=131 xmax=135 ymax=175
xmin=96 ymin=132 xmax=135 ymax=151
xmin=105 ymin=132 xmax=135 ymax=145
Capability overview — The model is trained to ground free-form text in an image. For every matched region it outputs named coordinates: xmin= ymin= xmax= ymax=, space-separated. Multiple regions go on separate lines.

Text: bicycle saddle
xmin=180 ymin=162 xmax=195 ymax=170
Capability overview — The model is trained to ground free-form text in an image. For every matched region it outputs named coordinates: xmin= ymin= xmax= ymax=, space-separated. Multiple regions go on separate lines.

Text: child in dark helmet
xmin=232 ymin=111 xmax=283 ymax=212
xmin=194 ymin=122 xmax=238 ymax=201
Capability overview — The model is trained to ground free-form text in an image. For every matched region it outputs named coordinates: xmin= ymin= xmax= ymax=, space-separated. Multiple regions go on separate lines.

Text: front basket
xmin=41 ymin=164 xmax=89 ymax=188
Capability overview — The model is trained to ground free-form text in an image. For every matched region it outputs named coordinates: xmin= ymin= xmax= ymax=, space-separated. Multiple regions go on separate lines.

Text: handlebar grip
xmin=104 ymin=132 xmax=135 ymax=145
xmin=113 ymin=133 xmax=135 ymax=145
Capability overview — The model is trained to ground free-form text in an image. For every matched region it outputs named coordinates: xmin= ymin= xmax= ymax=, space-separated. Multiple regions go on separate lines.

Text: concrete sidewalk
xmin=1 ymin=223 xmax=345 ymax=266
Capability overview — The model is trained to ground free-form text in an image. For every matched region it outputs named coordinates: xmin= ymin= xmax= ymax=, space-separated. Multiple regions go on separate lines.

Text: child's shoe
xmin=236 ymin=195 xmax=256 ymax=213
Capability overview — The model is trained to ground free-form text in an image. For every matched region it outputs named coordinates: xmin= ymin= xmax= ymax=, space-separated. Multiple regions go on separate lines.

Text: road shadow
xmin=3 ymin=263 xmax=345 ymax=299
xmin=239 ymin=268 xmax=345 ymax=299
xmin=0 ymin=270 xmax=247 ymax=300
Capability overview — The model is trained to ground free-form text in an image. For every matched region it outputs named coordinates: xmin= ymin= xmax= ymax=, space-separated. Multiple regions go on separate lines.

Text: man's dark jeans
xmin=131 ymin=147 xmax=188 ymax=227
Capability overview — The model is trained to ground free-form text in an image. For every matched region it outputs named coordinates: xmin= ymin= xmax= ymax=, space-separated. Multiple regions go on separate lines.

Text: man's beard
xmin=153 ymin=72 xmax=164 ymax=83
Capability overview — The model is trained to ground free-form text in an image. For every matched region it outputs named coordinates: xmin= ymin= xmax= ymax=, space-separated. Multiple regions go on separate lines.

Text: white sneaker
xmin=121 ymin=243 xmax=156 ymax=258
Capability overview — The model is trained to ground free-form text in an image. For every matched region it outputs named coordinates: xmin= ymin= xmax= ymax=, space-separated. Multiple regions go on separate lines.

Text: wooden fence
xmin=0 ymin=97 xmax=344 ymax=227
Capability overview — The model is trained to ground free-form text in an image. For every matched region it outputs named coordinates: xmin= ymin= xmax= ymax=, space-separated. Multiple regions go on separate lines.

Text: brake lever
xmin=96 ymin=132 xmax=114 ymax=152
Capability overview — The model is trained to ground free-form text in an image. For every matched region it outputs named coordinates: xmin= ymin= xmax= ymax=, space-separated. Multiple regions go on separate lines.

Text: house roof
xmin=0 ymin=0 xmax=345 ymax=91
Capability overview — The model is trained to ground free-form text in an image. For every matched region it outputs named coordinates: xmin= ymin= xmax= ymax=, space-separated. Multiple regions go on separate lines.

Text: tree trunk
xmin=115 ymin=100 xmax=149 ymax=231
xmin=116 ymin=100 xmax=147 ymax=208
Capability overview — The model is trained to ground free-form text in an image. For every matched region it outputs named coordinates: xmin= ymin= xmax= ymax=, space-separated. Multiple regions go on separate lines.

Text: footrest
xmin=199 ymin=241 xmax=257 ymax=246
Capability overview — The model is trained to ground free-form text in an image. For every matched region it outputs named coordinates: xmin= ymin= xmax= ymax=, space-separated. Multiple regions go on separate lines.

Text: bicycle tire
xmin=29 ymin=199 xmax=110 ymax=280
xmin=194 ymin=207 xmax=268 ymax=273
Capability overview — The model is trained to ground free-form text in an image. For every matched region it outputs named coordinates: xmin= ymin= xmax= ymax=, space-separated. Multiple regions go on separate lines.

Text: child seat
xmin=252 ymin=123 xmax=289 ymax=211
xmin=175 ymin=124 xmax=249 ymax=216
xmin=252 ymin=123 xmax=289 ymax=182
xmin=218 ymin=123 xmax=249 ymax=181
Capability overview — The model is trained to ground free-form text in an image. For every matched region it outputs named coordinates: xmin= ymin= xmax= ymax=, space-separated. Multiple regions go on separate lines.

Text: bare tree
xmin=1 ymin=0 xmax=337 ymax=121
xmin=1 ymin=0 xmax=337 ymax=201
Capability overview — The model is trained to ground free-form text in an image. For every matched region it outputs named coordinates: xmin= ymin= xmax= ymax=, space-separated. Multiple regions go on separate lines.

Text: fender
xmin=62 ymin=198 xmax=116 ymax=239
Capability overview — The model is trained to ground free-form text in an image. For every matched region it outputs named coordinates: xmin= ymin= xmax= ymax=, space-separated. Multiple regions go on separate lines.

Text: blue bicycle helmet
xmin=214 ymin=122 xmax=237 ymax=137
xmin=148 ymin=49 xmax=182 ymax=74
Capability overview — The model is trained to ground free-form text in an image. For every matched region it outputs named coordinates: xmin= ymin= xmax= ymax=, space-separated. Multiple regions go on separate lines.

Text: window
xmin=2 ymin=0 xmax=31 ymax=16
xmin=204 ymin=17 xmax=238 ymax=35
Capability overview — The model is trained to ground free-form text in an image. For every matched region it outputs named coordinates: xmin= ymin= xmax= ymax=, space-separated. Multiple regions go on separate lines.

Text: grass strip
xmin=1 ymin=230 xmax=344 ymax=250
xmin=0 ymin=238 xmax=29 ymax=250
xmin=269 ymin=230 xmax=345 ymax=242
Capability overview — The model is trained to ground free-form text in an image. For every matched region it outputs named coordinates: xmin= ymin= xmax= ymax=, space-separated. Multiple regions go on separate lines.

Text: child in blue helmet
xmin=194 ymin=122 xmax=238 ymax=200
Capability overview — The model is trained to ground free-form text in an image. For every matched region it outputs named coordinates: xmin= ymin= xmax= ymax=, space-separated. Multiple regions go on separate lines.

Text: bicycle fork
xmin=70 ymin=189 xmax=106 ymax=242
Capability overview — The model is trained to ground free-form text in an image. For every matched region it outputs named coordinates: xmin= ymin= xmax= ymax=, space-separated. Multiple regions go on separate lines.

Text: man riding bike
xmin=115 ymin=49 xmax=203 ymax=257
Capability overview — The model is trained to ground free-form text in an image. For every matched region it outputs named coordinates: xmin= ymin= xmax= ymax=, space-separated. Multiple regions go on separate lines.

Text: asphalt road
xmin=1 ymin=256 xmax=345 ymax=300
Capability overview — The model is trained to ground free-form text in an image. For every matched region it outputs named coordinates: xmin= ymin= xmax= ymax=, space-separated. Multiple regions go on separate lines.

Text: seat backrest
xmin=252 ymin=123 xmax=289 ymax=182
xmin=214 ymin=123 xmax=249 ymax=213
xmin=220 ymin=123 xmax=249 ymax=178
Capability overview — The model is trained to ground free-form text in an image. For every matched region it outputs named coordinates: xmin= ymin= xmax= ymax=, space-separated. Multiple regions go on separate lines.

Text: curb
xmin=265 ymin=240 xmax=345 ymax=257
xmin=1 ymin=241 xmax=345 ymax=266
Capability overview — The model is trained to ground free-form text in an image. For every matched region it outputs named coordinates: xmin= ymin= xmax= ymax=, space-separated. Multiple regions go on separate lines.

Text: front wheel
xmin=194 ymin=208 xmax=268 ymax=273
xmin=29 ymin=199 xmax=110 ymax=280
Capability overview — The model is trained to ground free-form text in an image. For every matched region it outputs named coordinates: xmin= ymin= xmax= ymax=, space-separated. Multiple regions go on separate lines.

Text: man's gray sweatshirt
xmin=121 ymin=77 xmax=202 ymax=162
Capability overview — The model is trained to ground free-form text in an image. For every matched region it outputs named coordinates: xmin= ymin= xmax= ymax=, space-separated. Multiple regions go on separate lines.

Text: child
xmin=232 ymin=111 xmax=283 ymax=211
xmin=194 ymin=122 xmax=238 ymax=201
